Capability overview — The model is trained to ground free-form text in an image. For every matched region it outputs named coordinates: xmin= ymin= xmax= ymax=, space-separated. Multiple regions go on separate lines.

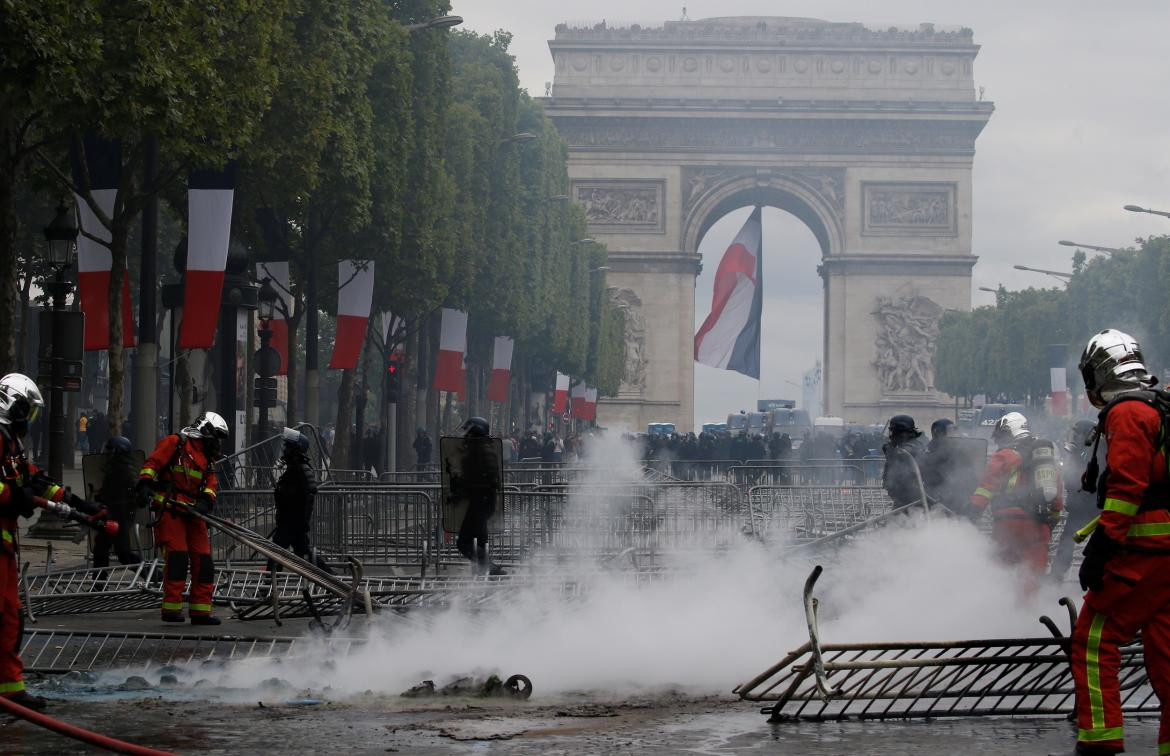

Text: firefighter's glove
xmin=1079 ymin=528 xmax=1120 ymax=593
xmin=7 ymin=485 xmax=36 ymax=519
xmin=66 ymin=492 xmax=103 ymax=517
xmin=194 ymin=493 xmax=214 ymax=516
xmin=134 ymin=479 xmax=156 ymax=509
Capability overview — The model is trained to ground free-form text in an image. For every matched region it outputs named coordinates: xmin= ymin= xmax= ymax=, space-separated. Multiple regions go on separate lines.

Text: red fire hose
xmin=0 ymin=694 xmax=176 ymax=755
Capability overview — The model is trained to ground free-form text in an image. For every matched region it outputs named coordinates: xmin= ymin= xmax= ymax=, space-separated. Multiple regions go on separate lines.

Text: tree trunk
xmin=106 ymin=223 xmax=131 ymax=436
xmin=285 ymin=308 xmax=301 ymax=424
xmin=330 ymin=368 xmax=355 ymax=470
xmin=0 ymin=165 xmax=19 ymax=376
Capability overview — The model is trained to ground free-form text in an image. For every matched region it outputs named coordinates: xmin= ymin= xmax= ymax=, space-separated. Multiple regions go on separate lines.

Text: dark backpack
xmin=1083 ymin=387 xmax=1170 ymax=502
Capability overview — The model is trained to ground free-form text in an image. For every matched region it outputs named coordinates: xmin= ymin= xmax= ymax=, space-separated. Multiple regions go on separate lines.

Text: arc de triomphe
xmin=542 ymin=16 xmax=993 ymax=431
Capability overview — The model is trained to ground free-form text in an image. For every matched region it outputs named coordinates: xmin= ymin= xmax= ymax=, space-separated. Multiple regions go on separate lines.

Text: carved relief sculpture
xmin=872 ymin=293 xmax=944 ymax=393
xmin=862 ymin=182 xmax=957 ymax=236
xmin=574 ymin=181 xmax=664 ymax=232
xmin=611 ymin=288 xmax=648 ymax=394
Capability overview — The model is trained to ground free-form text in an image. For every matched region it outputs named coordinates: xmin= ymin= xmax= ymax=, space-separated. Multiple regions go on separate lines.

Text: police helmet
xmin=887 ymin=414 xmax=918 ymax=438
xmin=281 ymin=427 xmax=309 ymax=454
xmin=461 ymin=417 xmax=490 ymax=438
xmin=104 ymin=435 xmax=133 ymax=454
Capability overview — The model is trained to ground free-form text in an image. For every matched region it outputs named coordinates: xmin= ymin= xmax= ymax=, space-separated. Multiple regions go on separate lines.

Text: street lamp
xmin=1013 ymin=264 xmax=1073 ymax=284
xmin=1124 ymin=204 xmax=1170 ymax=219
xmin=589 ymin=266 xmax=611 ymax=274
xmin=1058 ymin=239 xmax=1126 ymax=256
xmin=42 ymin=201 xmax=78 ymax=482
xmin=402 ymin=14 xmax=463 ymax=32
xmin=548 ymin=194 xmax=570 ymax=202
xmin=977 ymin=286 xmax=998 ymax=293
xmin=253 ymin=278 xmax=281 ymax=444
xmin=572 ymin=238 xmax=596 ymax=246
xmin=500 ymin=132 xmax=538 ymax=145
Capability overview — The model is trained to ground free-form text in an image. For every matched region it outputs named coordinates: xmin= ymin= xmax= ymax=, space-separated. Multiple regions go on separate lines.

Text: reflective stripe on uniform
xmin=1159 ymin=742 xmax=1170 ymax=756
xmin=140 ymin=468 xmax=157 ymax=479
xmin=1084 ymin=613 xmax=1110 ymax=737
xmin=974 ymin=487 xmax=994 ymax=500
xmin=1104 ymin=498 xmax=1140 ymax=517
xmin=161 ymin=601 xmax=184 ymax=611
xmin=0 ymin=681 xmax=25 ymax=693
xmin=1 ymin=530 xmax=12 ymax=544
xmin=1126 ymin=522 xmax=1170 ymax=537
xmin=1079 ymin=726 xmax=1124 ymax=743
xmin=173 ymin=466 xmax=203 ymax=480
xmin=189 ymin=603 xmax=212 ymax=613
xmin=200 ymin=487 xmax=215 ymax=500
xmin=43 ymin=484 xmax=61 ymax=500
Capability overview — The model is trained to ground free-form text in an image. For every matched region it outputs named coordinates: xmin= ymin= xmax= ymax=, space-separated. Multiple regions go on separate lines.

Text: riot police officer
xmin=92 ymin=436 xmax=142 ymax=568
xmin=452 ymin=417 xmax=505 ymax=576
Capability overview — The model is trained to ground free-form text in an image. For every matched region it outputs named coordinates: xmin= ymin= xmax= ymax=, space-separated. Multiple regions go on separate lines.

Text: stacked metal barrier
xmin=746 ymin=485 xmax=895 ymax=541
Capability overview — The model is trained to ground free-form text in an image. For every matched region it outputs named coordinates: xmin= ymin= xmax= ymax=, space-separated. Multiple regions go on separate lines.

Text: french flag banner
xmin=552 ymin=373 xmax=570 ymax=414
xmin=487 ymin=336 xmax=514 ymax=403
xmin=433 ymin=308 xmax=468 ymax=392
xmin=71 ymin=135 xmax=135 ymax=351
xmin=694 ymin=206 xmax=763 ymax=379
xmin=256 ymin=261 xmax=292 ymax=375
xmin=328 ymin=260 xmax=375 ymax=370
xmin=570 ymin=381 xmax=587 ymax=419
xmin=1048 ymin=344 xmax=1069 ymax=416
xmin=381 ymin=312 xmax=405 ymax=356
xmin=178 ymin=165 xmax=236 ymax=349
xmin=584 ymin=387 xmax=598 ymax=421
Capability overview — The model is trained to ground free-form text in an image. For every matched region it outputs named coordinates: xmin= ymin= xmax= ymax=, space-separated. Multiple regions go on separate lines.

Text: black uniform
xmin=453 ymin=439 xmax=500 ymax=569
xmin=921 ymin=436 xmax=980 ymax=515
xmin=882 ymin=434 xmax=927 ymax=508
xmin=92 ymin=448 xmax=141 ymax=567
xmin=272 ymin=449 xmax=317 ymax=560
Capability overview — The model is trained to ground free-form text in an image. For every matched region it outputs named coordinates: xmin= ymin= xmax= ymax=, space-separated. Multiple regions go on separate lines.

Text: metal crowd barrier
xmin=747 ymin=485 xmax=895 ymax=541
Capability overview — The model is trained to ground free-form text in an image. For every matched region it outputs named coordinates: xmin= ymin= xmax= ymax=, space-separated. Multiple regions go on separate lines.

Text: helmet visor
xmin=8 ymin=397 xmax=38 ymax=426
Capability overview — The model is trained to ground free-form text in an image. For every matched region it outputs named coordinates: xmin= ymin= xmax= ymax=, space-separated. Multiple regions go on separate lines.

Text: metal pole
xmin=257 ymin=322 xmax=272 ymax=442
xmin=47 ymin=272 xmax=67 ymax=483
xmin=133 ymin=134 xmax=158 ymax=452
xmin=305 ymin=247 xmax=319 ymax=426
xmin=387 ymin=401 xmax=397 ymax=473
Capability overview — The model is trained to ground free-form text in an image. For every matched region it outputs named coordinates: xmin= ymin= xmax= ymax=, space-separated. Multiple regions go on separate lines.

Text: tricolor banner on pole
xmin=434 ymin=308 xmax=468 ymax=393
xmin=327 ymin=260 xmax=375 ymax=370
xmin=256 ymin=261 xmax=292 ymax=375
xmin=487 ymin=336 xmax=514 ymax=403
xmin=552 ymin=372 xmax=570 ymax=414
xmin=569 ymin=381 xmax=587 ymax=419
xmin=71 ymin=134 xmax=135 ymax=351
xmin=178 ymin=165 xmax=236 ymax=349
xmin=694 ymin=206 xmax=763 ymax=379
xmin=584 ymin=387 xmax=598 ymax=422
xmin=1048 ymin=343 xmax=1069 ymax=416
xmin=381 ymin=312 xmax=405 ymax=356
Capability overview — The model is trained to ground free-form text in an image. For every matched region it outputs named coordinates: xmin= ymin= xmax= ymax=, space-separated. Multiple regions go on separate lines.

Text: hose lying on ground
xmin=0 ymin=694 xmax=177 ymax=756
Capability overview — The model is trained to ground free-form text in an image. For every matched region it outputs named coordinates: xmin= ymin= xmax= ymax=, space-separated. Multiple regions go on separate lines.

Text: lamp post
xmin=1124 ymin=204 xmax=1170 ymax=220
xmin=254 ymin=278 xmax=280 ymax=444
xmin=1013 ymin=264 xmax=1073 ymax=284
xmin=42 ymin=201 xmax=79 ymax=485
xmin=402 ymin=14 xmax=463 ymax=32
xmin=1058 ymin=239 xmax=1126 ymax=256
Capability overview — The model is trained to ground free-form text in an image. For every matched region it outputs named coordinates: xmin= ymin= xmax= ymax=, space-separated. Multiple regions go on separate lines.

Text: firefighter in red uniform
xmin=0 ymin=374 xmax=93 ymax=709
xmin=969 ymin=411 xmax=1063 ymax=583
xmin=136 ymin=412 xmax=228 ymax=625
xmin=1060 ymin=330 xmax=1170 ymax=755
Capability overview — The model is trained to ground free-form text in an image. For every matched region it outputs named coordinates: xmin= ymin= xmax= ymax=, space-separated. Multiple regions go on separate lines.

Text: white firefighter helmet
xmin=182 ymin=411 xmax=230 ymax=441
xmin=0 ymin=373 xmax=44 ymax=433
xmin=991 ymin=411 xmax=1031 ymax=446
xmin=1078 ymin=328 xmax=1154 ymax=408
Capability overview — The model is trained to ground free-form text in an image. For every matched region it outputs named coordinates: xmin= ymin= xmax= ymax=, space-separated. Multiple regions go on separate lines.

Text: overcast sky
xmin=454 ymin=1 xmax=1170 ymax=424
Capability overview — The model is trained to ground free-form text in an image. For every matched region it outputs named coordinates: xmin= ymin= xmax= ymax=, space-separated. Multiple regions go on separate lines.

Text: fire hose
xmin=0 ymin=694 xmax=176 ymax=755
xmin=32 ymin=495 xmax=119 ymax=538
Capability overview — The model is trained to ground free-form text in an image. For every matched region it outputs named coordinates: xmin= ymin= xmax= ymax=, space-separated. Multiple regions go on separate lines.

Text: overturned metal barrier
xmin=735 ymin=567 xmax=1156 ymax=721
xmin=21 ymin=629 xmax=361 ymax=674
xmin=747 ymin=485 xmax=895 ymax=542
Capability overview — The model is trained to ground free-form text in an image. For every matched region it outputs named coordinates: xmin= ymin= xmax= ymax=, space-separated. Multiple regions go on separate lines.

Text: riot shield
xmin=81 ymin=451 xmax=146 ymax=500
xmin=440 ymin=436 xmax=504 ymax=535
xmin=932 ymin=436 xmax=989 ymax=513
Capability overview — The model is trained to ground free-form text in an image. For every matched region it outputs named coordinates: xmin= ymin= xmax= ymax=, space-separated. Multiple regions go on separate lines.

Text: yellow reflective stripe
xmin=1086 ymin=613 xmax=1108 ymax=733
xmin=0 ymin=681 xmax=25 ymax=693
xmin=0 ymin=481 xmax=6 ymax=496
xmin=161 ymin=601 xmax=184 ymax=611
xmin=43 ymin=484 xmax=61 ymax=500
xmin=200 ymin=488 xmax=215 ymax=499
xmin=1104 ymin=498 xmax=1140 ymax=517
xmin=1127 ymin=523 xmax=1170 ymax=537
xmin=189 ymin=603 xmax=212 ymax=613
xmin=974 ymin=487 xmax=994 ymax=500
xmin=1079 ymin=726 xmax=1124 ymax=742
xmin=141 ymin=468 xmax=157 ymax=479
xmin=1160 ymin=743 xmax=1170 ymax=756
xmin=1007 ymin=470 xmax=1019 ymax=488
xmin=174 ymin=466 xmax=203 ymax=480
xmin=0 ymin=530 xmax=12 ymax=544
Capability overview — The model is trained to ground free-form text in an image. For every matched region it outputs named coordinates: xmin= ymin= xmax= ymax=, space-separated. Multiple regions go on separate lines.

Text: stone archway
xmin=543 ymin=16 xmax=993 ymax=431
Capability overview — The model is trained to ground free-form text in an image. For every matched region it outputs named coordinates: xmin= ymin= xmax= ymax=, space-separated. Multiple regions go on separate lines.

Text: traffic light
xmin=387 ymin=355 xmax=401 ymax=403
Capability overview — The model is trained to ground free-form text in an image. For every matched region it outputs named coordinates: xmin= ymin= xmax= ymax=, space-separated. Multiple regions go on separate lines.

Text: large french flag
xmin=694 ymin=206 xmax=763 ymax=379
xmin=433 ymin=308 xmax=467 ymax=393
xmin=256 ymin=261 xmax=292 ymax=375
xmin=569 ymin=381 xmax=587 ymax=418
xmin=552 ymin=372 xmax=570 ymax=414
xmin=584 ymin=387 xmax=598 ymax=421
xmin=328 ymin=260 xmax=375 ymax=369
xmin=72 ymin=135 xmax=135 ymax=351
xmin=487 ymin=336 xmax=513 ymax=403
xmin=178 ymin=165 xmax=236 ymax=349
